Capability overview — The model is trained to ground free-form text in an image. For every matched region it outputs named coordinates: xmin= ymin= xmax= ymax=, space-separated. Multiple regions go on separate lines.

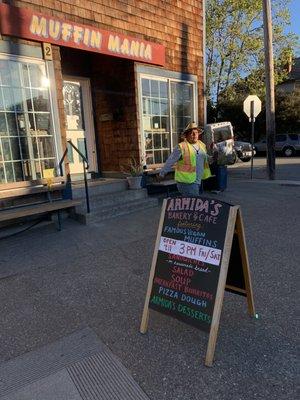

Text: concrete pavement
xmin=0 ymin=161 xmax=299 ymax=399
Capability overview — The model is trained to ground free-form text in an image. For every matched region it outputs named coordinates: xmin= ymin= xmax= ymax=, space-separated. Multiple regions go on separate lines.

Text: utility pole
xmin=262 ymin=0 xmax=276 ymax=180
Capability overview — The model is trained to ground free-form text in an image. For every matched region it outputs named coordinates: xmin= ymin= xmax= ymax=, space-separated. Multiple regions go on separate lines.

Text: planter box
xmin=126 ymin=176 xmax=142 ymax=190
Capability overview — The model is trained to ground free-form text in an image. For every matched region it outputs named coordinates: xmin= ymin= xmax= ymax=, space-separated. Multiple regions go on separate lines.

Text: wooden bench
xmin=142 ymin=168 xmax=177 ymax=197
xmin=0 ymin=177 xmax=81 ymax=231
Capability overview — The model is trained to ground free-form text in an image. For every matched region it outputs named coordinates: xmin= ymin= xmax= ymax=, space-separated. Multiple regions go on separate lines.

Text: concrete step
xmin=74 ymin=197 xmax=158 ymax=224
xmin=76 ymin=188 xmax=148 ymax=211
xmin=72 ymin=178 xmax=128 ymax=199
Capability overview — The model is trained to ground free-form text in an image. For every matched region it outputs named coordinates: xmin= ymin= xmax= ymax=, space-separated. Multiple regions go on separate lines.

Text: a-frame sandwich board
xmin=140 ymin=197 xmax=255 ymax=366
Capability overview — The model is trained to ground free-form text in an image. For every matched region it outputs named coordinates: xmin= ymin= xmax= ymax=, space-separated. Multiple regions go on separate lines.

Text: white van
xmin=202 ymin=122 xmax=236 ymax=165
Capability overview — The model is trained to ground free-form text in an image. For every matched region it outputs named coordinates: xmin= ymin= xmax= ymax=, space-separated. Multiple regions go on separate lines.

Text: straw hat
xmin=183 ymin=121 xmax=202 ymax=135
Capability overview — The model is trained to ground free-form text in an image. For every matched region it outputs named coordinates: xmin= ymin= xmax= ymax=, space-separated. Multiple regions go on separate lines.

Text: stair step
xmin=72 ymin=179 xmax=128 ymax=199
xmin=74 ymin=197 xmax=158 ymax=224
xmin=76 ymin=189 xmax=148 ymax=210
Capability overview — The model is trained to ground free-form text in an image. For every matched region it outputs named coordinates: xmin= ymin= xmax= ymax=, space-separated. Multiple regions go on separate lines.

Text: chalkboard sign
xmin=140 ymin=196 xmax=255 ymax=366
xmin=149 ymin=197 xmax=231 ymax=332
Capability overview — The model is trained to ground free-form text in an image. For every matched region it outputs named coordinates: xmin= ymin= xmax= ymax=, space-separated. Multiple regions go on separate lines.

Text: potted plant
xmin=123 ymin=157 xmax=144 ymax=189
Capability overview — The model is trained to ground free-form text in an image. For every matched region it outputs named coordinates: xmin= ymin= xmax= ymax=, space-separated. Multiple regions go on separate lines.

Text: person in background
xmin=159 ymin=122 xmax=211 ymax=196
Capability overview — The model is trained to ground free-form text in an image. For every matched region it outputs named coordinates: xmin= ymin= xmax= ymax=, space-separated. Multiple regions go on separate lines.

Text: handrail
xmin=67 ymin=140 xmax=90 ymax=169
xmin=58 ymin=139 xmax=90 ymax=214
xmin=58 ymin=147 xmax=68 ymax=178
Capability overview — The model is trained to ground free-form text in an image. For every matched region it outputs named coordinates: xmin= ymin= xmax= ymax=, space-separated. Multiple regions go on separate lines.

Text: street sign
xmin=243 ymin=95 xmax=262 ymax=119
xmin=243 ymin=95 xmax=261 ymax=179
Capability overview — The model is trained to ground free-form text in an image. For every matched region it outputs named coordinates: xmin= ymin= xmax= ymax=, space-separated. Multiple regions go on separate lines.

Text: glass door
xmin=63 ymin=78 xmax=97 ymax=177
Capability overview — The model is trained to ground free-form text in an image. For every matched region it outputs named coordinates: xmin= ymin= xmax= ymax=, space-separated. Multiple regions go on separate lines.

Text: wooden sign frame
xmin=140 ymin=199 xmax=255 ymax=367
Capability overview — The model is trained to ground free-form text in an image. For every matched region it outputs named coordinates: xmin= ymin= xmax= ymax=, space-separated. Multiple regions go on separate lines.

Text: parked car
xmin=254 ymin=134 xmax=300 ymax=157
xmin=234 ymin=141 xmax=256 ymax=162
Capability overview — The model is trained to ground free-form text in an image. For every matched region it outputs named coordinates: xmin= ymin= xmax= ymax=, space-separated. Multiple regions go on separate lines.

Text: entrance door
xmin=63 ymin=77 xmax=97 ymax=177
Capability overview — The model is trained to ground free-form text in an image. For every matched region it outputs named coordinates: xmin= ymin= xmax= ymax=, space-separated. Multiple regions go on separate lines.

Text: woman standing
xmin=159 ymin=122 xmax=211 ymax=196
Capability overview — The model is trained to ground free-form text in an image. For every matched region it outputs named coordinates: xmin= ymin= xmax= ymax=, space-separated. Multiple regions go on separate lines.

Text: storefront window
xmin=140 ymin=76 xmax=195 ymax=166
xmin=170 ymin=81 xmax=194 ymax=147
xmin=141 ymin=78 xmax=170 ymax=165
xmin=0 ymin=56 xmax=57 ymax=183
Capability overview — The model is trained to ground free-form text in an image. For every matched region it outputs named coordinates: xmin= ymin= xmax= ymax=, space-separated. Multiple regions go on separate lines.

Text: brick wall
xmin=61 ymin=48 xmax=138 ymax=172
xmin=90 ymin=58 xmax=138 ymax=172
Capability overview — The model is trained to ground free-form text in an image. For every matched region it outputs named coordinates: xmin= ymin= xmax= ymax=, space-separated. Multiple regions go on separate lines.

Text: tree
xmin=208 ymin=84 xmax=300 ymax=140
xmin=206 ymin=0 xmax=297 ymax=112
xmin=275 ymin=88 xmax=300 ymax=133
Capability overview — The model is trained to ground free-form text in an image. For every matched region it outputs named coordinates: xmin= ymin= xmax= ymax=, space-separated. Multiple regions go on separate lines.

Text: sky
xmin=287 ymin=0 xmax=300 ymax=37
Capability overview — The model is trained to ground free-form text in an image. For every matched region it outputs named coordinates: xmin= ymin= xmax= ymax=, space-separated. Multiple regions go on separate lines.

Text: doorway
xmin=63 ymin=77 xmax=98 ymax=179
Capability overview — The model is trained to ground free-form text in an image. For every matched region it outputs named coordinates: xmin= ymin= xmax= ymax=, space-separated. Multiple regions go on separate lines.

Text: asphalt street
xmin=0 ymin=159 xmax=299 ymax=400
xmin=229 ymin=156 xmax=300 ymax=181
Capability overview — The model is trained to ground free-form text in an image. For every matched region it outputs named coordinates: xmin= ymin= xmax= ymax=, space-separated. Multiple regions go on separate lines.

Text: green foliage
xmin=208 ymin=87 xmax=300 ymax=141
xmin=122 ymin=157 xmax=144 ymax=176
xmin=206 ymin=0 xmax=297 ymax=106
xmin=275 ymin=88 xmax=300 ymax=133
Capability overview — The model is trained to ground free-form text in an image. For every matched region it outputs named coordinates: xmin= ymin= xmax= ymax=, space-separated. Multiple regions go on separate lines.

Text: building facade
xmin=0 ymin=0 xmax=204 ymax=185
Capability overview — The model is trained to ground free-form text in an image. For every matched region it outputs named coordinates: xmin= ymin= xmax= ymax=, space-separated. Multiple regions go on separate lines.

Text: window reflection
xmin=16 ymin=114 xmax=27 ymax=134
xmin=0 ymin=58 xmax=56 ymax=183
xmin=28 ymin=64 xmax=46 ymax=88
xmin=36 ymin=113 xmax=50 ymax=134
xmin=0 ymin=163 xmax=4 ymax=181
xmin=0 ymin=113 xmax=7 ymax=135
xmin=0 ymin=90 xmax=4 ymax=111
xmin=25 ymin=89 xmax=33 ymax=111
xmin=10 ymin=137 xmax=21 ymax=160
xmin=145 ymin=132 xmax=152 ymax=150
xmin=2 ymin=138 xmax=11 ymax=161
xmin=38 ymin=137 xmax=54 ymax=158
xmin=151 ymin=80 xmax=159 ymax=97
xmin=141 ymin=77 xmax=171 ymax=164
xmin=0 ymin=60 xmax=12 ymax=86
xmin=5 ymin=162 xmax=14 ymax=181
xmin=13 ymin=162 xmax=23 ymax=181
xmin=141 ymin=77 xmax=194 ymax=165
xmin=153 ymin=134 xmax=161 ymax=149
xmin=159 ymin=82 xmax=168 ymax=98
xmin=3 ymin=87 xmax=15 ymax=111
xmin=7 ymin=113 xmax=18 ymax=135
xmin=32 ymin=89 xmax=49 ymax=112
xmin=142 ymin=79 xmax=150 ymax=96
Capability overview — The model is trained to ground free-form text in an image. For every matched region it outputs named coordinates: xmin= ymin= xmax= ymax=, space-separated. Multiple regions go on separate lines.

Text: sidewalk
xmin=0 ymin=176 xmax=298 ymax=399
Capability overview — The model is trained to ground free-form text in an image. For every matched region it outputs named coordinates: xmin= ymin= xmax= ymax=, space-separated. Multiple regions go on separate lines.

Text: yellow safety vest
xmin=175 ymin=140 xmax=212 ymax=184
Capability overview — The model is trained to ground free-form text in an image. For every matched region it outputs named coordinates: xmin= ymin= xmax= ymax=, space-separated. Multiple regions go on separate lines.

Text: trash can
xmin=202 ymin=164 xmax=227 ymax=192
xmin=216 ymin=165 xmax=227 ymax=191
